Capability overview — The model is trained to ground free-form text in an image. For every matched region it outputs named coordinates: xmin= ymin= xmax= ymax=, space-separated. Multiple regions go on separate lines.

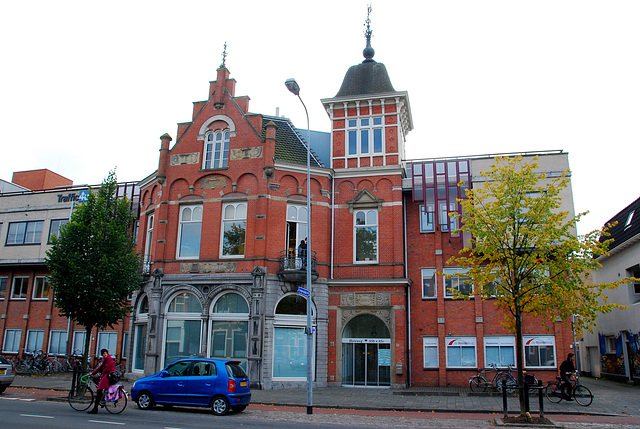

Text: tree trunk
xmin=515 ymin=302 xmax=527 ymax=416
xmin=82 ymin=327 xmax=92 ymax=371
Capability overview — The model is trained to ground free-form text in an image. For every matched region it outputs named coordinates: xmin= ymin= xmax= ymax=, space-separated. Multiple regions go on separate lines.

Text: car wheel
xmin=211 ymin=396 xmax=230 ymax=416
xmin=232 ymin=405 xmax=247 ymax=413
xmin=136 ymin=391 xmax=155 ymax=410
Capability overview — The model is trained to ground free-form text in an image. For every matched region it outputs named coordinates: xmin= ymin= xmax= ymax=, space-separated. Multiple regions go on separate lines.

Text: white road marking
xmin=88 ymin=420 xmax=126 ymax=425
xmin=2 ymin=397 xmax=36 ymax=401
xmin=20 ymin=414 xmax=54 ymax=418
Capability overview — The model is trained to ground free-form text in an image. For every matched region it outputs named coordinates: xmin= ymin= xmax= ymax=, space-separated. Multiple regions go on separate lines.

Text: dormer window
xmin=204 ymin=130 xmax=230 ymax=169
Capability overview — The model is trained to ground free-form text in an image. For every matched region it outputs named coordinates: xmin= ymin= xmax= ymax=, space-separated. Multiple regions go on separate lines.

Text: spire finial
xmin=220 ymin=42 xmax=228 ymax=68
xmin=363 ymin=4 xmax=375 ymax=62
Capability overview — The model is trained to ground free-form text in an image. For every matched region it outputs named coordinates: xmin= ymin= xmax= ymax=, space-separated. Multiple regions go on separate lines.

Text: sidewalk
xmin=9 ymin=373 xmax=640 ymax=418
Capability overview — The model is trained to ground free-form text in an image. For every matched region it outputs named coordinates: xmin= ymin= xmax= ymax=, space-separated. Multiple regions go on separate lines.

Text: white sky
xmin=1 ymin=1 xmax=638 ymax=235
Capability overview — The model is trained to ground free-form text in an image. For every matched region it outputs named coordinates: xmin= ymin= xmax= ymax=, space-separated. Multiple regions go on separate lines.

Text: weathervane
xmin=221 ymin=42 xmax=228 ymax=68
xmin=362 ymin=4 xmax=375 ymax=61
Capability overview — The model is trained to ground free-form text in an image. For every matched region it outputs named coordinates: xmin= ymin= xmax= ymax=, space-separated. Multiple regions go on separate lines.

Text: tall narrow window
xmin=210 ymin=293 xmax=249 ymax=369
xmin=11 ymin=277 xmax=29 ymax=299
xmin=221 ymin=202 xmax=247 ymax=257
xmin=32 ymin=276 xmax=50 ymax=300
xmin=177 ymin=206 xmax=202 ymax=259
xmin=204 ymin=130 xmax=230 ymax=169
xmin=48 ymin=219 xmax=69 ymax=243
xmin=143 ymin=214 xmax=154 ymax=271
xmin=354 ymin=210 xmax=378 ymax=262
xmin=421 ymin=268 xmax=436 ymax=299
xmin=0 ymin=277 xmax=6 ymax=300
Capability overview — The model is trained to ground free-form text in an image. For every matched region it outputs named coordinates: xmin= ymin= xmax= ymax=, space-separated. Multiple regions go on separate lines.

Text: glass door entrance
xmin=342 ymin=340 xmax=390 ymax=386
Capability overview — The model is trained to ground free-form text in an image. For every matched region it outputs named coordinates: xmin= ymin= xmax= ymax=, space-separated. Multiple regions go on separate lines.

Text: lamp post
xmin=285 ymin=78 xmax=313 ymax=415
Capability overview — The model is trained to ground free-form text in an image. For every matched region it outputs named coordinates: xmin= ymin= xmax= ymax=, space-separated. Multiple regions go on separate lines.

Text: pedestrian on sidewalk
xmin=88 ymin=349 xmax=115 ymax=414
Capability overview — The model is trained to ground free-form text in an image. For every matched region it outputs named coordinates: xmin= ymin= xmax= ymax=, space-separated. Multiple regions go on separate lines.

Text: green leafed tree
xmin=46 ymin=171 xmax=142 ymax=370
xmin=447 ymin=155 xmax=627 ymax=416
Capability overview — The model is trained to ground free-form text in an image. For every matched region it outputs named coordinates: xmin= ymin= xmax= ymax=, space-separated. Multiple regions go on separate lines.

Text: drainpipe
xmin=330 ymin=173 xmax=335 ymax=279
xmin=403 ymin=192 xmax=411 ymax=387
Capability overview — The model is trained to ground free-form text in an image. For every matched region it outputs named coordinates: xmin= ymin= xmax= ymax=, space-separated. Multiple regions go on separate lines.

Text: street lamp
xmin=285 ymin=78 xmax=313 ymax=415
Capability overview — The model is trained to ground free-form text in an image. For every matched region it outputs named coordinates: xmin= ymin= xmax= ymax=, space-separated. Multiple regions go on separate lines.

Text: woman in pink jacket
xmin=88 ymin=348 xmax=115 ymax=414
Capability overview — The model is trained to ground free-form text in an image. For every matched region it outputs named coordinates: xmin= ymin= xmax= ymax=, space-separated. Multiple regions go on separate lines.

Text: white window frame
xmin=484 ymin=336 xmax=516 ymax=368
xmin=445 ymin=336 xmax=477 ymax=368
xmin=0 ymin=277 xmax=7 ymax=300
xmin=443 ymin=267 xmax=473 ymax=298
xmin=96 ymin=331 xmax=118 ymax=357
xmin=421 ymin=268 xmax=437 ymax=299
xmin=11 ymin=276 xmax=29 ymax=300
xmin=423 ymin=337 xmax=439 ymax=368
xmin=524 ymin=335 xmax=556 ymax=369
xmin=143 ymin=214 xmax=154 ymax=269
xmin=48 ymin=218 xmax=69 ymax=243
xmin=203 ymin=129 xmax=230 ymax=169
xmin=122 ymin=332 xmax=129 ymax=359
xmin=220 ymin=202 xmax=247 ymax=258
xmin=177 ymin=205 xmax=202 ymax=259
xmin=25 ymin=329 xmax=44 ymax=353
xmin=346 ymin=116 xmax=384 ymax=156
xmin=72 ymin=331 xmax=87 ymax=356
xmin=209 ymin=293 xmax=250 ymax=366
xmin=6 ymin=220 xmax=44 ymax=245
xmin=32 ymin=276 xmax=50 ymax=300
xmin=354 ymin=209 xmax=378 ymax=263
xmin=3 ymin=329 xmax=21 ymax=353
xmin=48 ymin=330 xmax=68 ymax=355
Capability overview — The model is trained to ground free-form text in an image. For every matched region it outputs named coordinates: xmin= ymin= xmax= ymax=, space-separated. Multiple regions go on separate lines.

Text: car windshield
xmin=225 ymin=362 xmax=247 ymax=378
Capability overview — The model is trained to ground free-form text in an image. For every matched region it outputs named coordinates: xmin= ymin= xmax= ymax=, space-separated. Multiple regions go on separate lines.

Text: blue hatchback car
xmin=131 ymin=358 xmax=250 ymax=415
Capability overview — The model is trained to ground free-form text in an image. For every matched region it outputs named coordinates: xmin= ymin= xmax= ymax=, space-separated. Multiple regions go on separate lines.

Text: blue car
xmin=131 ymin=358 xmax=250 ymax=415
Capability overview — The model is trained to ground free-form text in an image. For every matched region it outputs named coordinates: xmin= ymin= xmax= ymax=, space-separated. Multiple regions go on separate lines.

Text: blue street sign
xmin=297 ymin=286 xmax=310 ymax=297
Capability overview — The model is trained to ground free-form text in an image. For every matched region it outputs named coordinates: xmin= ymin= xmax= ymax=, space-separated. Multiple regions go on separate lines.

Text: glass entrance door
xmin=342 ymin=341 xmax=390 ymax=386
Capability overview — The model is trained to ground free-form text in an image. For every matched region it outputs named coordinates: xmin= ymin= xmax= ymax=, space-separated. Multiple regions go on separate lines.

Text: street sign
xmin=297 ymin=286 xmax=310 ymax=296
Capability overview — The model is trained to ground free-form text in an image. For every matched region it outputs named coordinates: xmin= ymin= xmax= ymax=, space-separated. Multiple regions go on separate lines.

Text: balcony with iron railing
xmin=277 ymin=250 xmax=318 ymax=284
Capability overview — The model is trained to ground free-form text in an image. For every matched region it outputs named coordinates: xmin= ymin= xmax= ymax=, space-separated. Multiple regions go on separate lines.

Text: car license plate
xmin=240 ymin=381 xmax=247 ymax=387
xmin=0 ymin=369 xmax=5 ymax=375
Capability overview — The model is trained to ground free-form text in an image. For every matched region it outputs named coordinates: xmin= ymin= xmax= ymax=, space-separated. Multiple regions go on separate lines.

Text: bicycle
xmin=68 ymin=373 xmax=128 ymax=414
xmin=469 ymin=363 xmax=517 ymax=392
xmin=544 ymin=371 xmax=593 ymax=406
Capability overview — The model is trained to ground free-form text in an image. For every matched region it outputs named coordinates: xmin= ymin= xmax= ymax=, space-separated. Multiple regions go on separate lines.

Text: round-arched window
xmin=138 ymin=295 xmax=149 ymax=314
xmin=275 ymin=294 xmax=307 ymax=315
xmin=167 ymin=292 xmax=202 ymax=313
xmin=210 ymin=292 xmax=249 ymax=369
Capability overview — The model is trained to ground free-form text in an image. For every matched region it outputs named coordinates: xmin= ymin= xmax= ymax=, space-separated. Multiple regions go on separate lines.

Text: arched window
xmin=164 ymin=292 xmax=202 ymax=366
xmin=273 ymin=294 xmax=314 ymax=380
xmin=133 ymin=295 xmax=150 ymax=372
xmin=204 ymin=130 xmax=230 ymax=169
xmin=209 ymin=293 xmax=249 ymax=369
xmin=354 ymin=209 xmax=378 ymax=263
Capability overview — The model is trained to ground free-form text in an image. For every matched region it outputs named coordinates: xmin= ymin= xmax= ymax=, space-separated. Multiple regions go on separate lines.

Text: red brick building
xmin=132 ymin=29 xmax=575 ymax=389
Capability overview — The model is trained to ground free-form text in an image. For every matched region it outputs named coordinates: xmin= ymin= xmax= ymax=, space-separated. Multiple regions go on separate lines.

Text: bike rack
xmin=501 ymin=379 xmax=545 ymax=419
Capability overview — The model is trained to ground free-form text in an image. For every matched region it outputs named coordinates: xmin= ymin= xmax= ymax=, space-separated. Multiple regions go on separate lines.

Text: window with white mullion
xmin=347 ymin=117 xmax=384 ymax=156
xmin=204 ymin=130 xmax=230 ymax=169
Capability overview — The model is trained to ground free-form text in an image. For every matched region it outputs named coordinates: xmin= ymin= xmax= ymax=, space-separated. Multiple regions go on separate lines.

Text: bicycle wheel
xmin=469 ymin=375 xmax=488 ymax=392
xmin=573 ymin=385 xmax=593 ymax=406
xmin=104 ymin=387 xmax=127 ymax=414
xmin=68 ymin=385 xmax=94 ymax=411
xmin=545 ymin=382 xmax=563 ymax=403
xmin=495 ymin=374 xmax=517 ymax=393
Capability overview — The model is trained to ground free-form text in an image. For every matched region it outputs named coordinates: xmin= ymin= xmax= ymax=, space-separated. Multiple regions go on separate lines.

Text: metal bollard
xmin=524 ymin=380 xmax=530 ymax=413
xmin=538 ymin=380 xmax=544 ymax=418
xmin=502 ymin=379 xmax=508 ymax=419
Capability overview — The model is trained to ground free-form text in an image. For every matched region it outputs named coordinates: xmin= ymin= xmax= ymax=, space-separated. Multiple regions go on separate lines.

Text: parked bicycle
xmin=469 ymin=363 xmax=517 ymax=392
xmin=68 ymin=373 xmax=128 ymax=414
xmin=544 ymin=371 xmax=593 ymax=406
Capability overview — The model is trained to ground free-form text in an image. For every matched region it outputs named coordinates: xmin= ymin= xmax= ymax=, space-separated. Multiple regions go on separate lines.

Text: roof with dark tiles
xmin=261 ymin=115 xmax=324 ymax=168
xmin=601 ymin=195 xmax=640 ymax=251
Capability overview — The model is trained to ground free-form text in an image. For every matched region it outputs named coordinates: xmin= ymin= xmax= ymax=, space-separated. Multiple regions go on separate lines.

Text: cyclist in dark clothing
xmin=559 ymin=353 xmax=576 ymax=400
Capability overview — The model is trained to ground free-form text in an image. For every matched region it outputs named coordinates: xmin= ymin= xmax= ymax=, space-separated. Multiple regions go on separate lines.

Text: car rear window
xmin=225 ymin=362 xmax=247 ymax=379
